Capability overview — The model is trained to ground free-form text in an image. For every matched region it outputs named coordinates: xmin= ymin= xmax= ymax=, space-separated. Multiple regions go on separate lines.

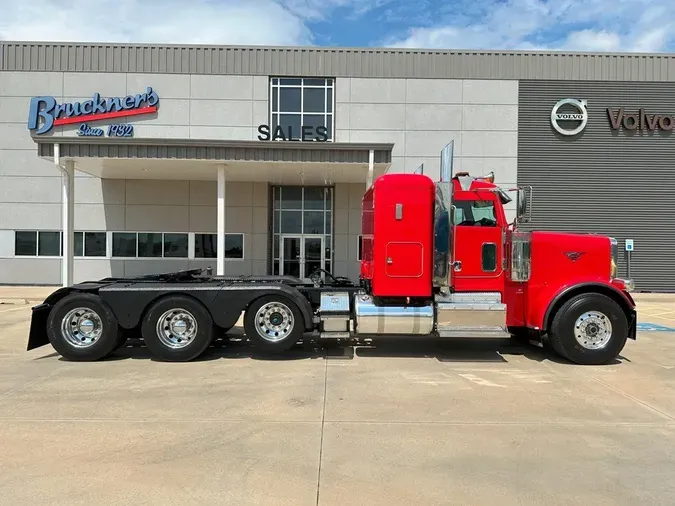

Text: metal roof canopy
xmin=33 ymin=137 xmax=393 ymax=184
xmin=4 ymin=41 xmax=675 ymax=81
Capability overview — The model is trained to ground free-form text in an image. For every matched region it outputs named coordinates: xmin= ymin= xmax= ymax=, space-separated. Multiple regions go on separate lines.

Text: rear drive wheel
xmin=141 ymin=296 xmax=215 ymax=362
xmin=244 ymin=296 xmax=304 ymax=353
xmin=548 ymin=293 xmax=628 ymax=365
xmin=46 ymin=293 xmax=123 ymax=361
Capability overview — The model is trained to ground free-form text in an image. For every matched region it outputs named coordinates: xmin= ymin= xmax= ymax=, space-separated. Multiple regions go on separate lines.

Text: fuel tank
xmin=354 ymin=294 xmax=434 ymax=335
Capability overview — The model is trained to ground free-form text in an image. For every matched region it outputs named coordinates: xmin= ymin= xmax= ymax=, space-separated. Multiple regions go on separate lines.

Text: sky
xmin=0 ymin=0 xmax=673 ymax=53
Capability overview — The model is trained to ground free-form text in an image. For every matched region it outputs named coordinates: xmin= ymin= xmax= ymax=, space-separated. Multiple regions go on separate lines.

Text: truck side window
xmin=482 ymin=243 xmax=497 ymax=271
xmin=455 ymin=200 xmax=497 ymax=227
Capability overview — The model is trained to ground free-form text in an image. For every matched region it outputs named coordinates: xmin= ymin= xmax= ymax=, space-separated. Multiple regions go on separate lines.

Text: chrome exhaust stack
xmin=432 ymin=141 xmax=455 ymax=293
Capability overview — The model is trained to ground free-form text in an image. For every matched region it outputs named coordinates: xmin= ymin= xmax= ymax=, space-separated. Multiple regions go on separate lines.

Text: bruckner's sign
xmin=607 ymin=108 xmax=675 ymax=131
xmin=27 ymin=87 xmax=159 ymax=136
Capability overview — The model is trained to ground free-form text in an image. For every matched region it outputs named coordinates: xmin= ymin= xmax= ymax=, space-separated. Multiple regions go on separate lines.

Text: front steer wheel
xmin=548 ymin=293 xmax=628 ymax=365
xmin=46 ymin=293 xmax=124 ymax=361
xmin=141 ymin=296 xmax=216 ymax=362
xmin=244 ymin=296 xmax=304 ymax=353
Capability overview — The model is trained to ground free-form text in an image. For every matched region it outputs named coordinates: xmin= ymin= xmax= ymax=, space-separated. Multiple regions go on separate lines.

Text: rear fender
xmin=26 ymin=286 xmax=102 ymax=351
xmin=27 ymin=303 xmax=52 ymax=351
xmin=210 ymin=284 xmax=316 ymax=331
xmin=98 ymin=282 xmax=316 ymax=332
xmin=26 ymin=288 xmax=75 ymax=351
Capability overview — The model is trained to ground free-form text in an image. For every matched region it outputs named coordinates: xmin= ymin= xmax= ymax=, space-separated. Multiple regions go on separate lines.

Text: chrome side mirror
xmin=516 ymin=186 xmax=533 ymax=223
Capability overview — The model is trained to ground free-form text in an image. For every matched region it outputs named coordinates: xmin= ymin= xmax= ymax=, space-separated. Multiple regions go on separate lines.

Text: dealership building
xmin=1 ymin=42 xmax=674 ymax=291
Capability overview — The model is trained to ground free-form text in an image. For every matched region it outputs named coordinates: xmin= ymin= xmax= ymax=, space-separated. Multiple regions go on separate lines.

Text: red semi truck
xmin=26 ymin=144 xmax=636 ymax=365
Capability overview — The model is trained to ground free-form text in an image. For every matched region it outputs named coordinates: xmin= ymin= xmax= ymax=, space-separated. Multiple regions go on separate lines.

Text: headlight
xmin=609 ymin=237 xmax=618 ymax=279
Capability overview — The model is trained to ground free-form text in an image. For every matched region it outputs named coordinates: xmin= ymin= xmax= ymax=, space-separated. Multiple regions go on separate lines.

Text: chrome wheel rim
xmin=156 ymin=309 xmax=198 ymax=349
xmin=574 ymin=311 xmax=613 ymax=350
xmin=61 ymin=307 xmax=103 ymax=348
xmin=254 ymin=302 xmax=294 ymax=342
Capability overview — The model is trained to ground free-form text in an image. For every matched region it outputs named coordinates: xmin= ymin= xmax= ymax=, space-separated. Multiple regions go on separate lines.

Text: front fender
xmin=538 ymin=281 xmax=637 ymax=337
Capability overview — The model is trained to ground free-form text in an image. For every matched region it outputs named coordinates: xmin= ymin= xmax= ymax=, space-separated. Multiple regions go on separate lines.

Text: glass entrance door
xmin=303 ymin=236 xmax=324 ymax=279
xmin=281 ymin=236 xmax=302 ymax=278
xmin=280 ymin=235 xmax=325 ymax=280
xmin=272 ymin=186 xmax=333 ymax=276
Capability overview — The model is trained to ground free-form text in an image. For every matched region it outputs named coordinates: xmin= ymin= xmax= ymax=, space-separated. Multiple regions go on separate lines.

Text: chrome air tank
xmin=354 ymin=294 xmax=434 ymax=335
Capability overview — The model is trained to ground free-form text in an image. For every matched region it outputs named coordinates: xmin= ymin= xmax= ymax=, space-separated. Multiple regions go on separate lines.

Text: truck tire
xmin=548 ymin=293 xmax=628 ymax=365
xmin=46 ymin=292 xmax=123 ymax=361
xmin=244 ymin=295 xmax=304 ymax=353
xmin=141 ymin=296 xmax=215 ymax=362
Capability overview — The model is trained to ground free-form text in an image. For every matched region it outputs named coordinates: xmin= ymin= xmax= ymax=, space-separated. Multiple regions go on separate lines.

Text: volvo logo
xmin=551 ymin=98 xmax=588 ymax=136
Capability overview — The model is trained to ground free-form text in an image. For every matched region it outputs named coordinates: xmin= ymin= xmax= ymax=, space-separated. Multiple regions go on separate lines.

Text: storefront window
xmin=270 ymin=77 xmax=334 ymax=141
xmin=15 ymin=231 xmax=38 ymax=256
xmin=112 ymin=233 xmax=137 ymax=257
xmin=163 ymin=233 xmax=188 ymax=258
xmin=37 ymin=232 xmax=60 ymax=256
xmin=225 ymin=234 xmax=244 ymax=259
xmin=15 ymin=230 xmax=107 ymax=257
xmin=194 ymin=233 xmax=244 ymax=259
xmin=83 ymin=232 xmax=107 ymax=257
xmin=138 ymin=233 xmax=163 ymax=258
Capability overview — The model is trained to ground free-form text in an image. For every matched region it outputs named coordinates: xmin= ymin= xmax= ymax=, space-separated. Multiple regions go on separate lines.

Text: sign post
xmin=625 ymin=239 xmax=634 ymax=279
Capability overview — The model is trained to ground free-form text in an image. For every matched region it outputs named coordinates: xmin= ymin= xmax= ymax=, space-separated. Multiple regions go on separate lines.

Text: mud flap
xmin=628 ymin=310 xmax=637 ymax=340
xmin=27 ymin=303 xmax=52 ymax=351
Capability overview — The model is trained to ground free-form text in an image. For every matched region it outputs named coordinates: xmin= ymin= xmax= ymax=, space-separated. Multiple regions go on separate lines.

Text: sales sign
xmin=27 ymin=87 xmax=159 ymax=135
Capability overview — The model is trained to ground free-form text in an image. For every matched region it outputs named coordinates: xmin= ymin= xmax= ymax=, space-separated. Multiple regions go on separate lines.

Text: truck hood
xmin=529 ymin=229 xmax=613 ymax=282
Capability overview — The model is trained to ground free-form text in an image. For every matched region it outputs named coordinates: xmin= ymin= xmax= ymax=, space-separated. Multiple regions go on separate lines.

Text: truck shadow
xmin=87 ymin=328 xmax=623 ymax=366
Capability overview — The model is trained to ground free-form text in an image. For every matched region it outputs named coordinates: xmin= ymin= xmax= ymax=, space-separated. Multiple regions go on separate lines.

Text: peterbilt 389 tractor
xmin=27 ymin=143 xmax=636 ymax=365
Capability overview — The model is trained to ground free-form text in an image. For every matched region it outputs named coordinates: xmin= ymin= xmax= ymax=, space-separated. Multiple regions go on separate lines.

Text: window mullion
xmin=276 ymin=83 xmax=281 ymax=140
xmin=300 ymin=80 xmax=304 ymax=138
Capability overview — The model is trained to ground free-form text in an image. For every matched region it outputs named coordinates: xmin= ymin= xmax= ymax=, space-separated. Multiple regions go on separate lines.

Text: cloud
xmin=2 ymin=0 xmax=674 ymax=53
xmin=280 ymin=0 xmax=394 ymax=21
xmin=0 ymin=0 xmax=313 ymax=46
xmin=562 ymin=30 xmax=621 ymax=52
xmin=384 ymin=0 xmax=675 ymax=52
xmin=0 ymin=0 xmax=392 ymax=46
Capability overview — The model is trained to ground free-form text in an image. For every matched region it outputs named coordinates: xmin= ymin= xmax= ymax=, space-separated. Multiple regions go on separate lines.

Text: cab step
xmin=436 ymin=325 xmax=512 ymax=339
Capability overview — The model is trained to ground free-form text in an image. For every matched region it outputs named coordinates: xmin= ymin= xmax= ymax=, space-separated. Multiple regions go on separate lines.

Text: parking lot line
xmin=0 ymin=306 xmax=29 ymax=314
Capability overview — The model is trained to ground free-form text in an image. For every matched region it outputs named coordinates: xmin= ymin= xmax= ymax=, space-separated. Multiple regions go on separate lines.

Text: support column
xmin=217 ymin=165 xmax=226 ymax=276
xmin=61 ymin=160 xmax=75 ymax=287
xmin=366 ymin=149 xmax=375 ymax=189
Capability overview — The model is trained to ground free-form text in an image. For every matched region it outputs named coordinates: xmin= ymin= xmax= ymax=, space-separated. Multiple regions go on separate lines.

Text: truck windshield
xmin=454 ymin=200 xmax=497 ymax=227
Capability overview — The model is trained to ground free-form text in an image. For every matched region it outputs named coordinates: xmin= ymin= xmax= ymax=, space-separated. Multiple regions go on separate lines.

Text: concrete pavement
xmin=1 ymin=302 xmax=675 ymax=505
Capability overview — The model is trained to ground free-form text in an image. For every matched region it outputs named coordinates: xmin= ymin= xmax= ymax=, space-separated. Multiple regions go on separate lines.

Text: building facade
xmin=1 ymin=42 xmax=674 ymax=291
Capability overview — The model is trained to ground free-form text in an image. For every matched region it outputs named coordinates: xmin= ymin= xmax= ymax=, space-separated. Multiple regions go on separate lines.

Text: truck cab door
xmin=452 ymin=196 xmax=505 ymax=293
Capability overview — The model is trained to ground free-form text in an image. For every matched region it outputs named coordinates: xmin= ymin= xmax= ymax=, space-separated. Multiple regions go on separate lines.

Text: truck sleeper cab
xmin=27 ymin=166 xmax=636 ymax=366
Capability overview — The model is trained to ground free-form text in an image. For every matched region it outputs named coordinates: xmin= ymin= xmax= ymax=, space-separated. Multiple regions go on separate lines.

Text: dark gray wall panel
xmin=3 ymin=42 xmax=675 ymax=81
xmin=518 ymin=80 xmax=675 ymax=292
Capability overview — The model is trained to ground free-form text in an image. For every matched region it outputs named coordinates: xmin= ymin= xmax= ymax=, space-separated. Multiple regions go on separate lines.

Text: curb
xmin=0 ymin=299 xmax=42 ymax=306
